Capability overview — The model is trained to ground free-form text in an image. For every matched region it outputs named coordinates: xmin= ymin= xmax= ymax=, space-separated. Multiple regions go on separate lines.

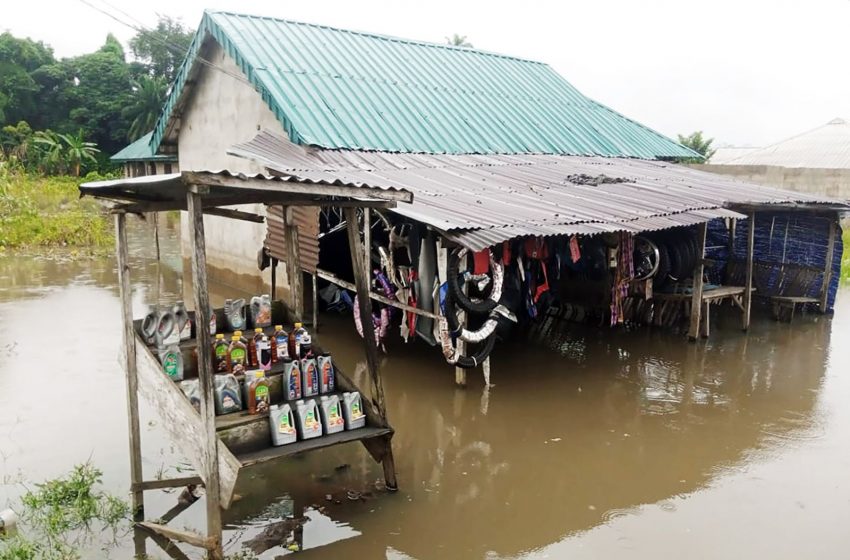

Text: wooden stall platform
xmin=654 ymin=285 xmax=752 ymax=339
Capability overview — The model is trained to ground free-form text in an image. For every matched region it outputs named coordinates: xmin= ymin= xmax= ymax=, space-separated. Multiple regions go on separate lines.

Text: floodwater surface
xmin=1 ymin=221 xmax=848 ymax=559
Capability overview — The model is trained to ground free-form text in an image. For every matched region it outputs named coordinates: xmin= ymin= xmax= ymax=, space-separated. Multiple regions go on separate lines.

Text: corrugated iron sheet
xmin=230 ymin=131 xmax=848 ymax=250
xmin=151 ymin=10 xmax=698 ymax=160
xmin=265 ymin=205 xmax=320 ymax=273
xmin=716 ymin=118 xmax=850 ymax=169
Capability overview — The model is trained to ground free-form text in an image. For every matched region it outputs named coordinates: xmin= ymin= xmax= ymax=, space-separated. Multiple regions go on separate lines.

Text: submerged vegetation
xmin=842 ymin=226 xmax=850 ymax=284
xmin=0 ymin=166 xmax=112 ymax=251
xmin=0 ymin=463 xmax=129 ymax=559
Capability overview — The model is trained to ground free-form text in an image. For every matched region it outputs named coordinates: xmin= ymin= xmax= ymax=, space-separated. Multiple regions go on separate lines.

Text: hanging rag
xmin=570 ymin=235 xmax=581 ymax=263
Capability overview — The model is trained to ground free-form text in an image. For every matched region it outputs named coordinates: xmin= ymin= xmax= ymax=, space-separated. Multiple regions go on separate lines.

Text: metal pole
xmin=688 ymin=222 xmax=708 ymax=341
xmin=186 ymin=188 xmax=224 ymax=559
xmin=820 ymin=219 xmax=837 ymax=313
xmin=743 ymin=211 xmax=756 ymax=331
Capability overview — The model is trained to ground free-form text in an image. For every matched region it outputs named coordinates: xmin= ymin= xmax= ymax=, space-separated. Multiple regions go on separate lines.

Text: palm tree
xmin=58 ymin=131 xmax=99 ymax=177
xmin=127 ymin=75 xmax=167 ymax=141
xmin=446 ymin=34 xmax=473 ymax=48
xmin=32 ymin=130 xmax=65 ymax=174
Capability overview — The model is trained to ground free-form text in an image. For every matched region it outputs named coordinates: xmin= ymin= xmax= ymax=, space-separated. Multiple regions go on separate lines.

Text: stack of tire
xmin=440 ymin=248 xmax=503 ymax=369
xmin=644 ymin=227 xmax=700 ymax=288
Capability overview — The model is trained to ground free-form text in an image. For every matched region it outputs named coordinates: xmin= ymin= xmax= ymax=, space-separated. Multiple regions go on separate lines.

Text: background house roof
xmin=717 ymin=118 xmax=850 ymax=169
xmin=150 ymin=10 xmax=697 ymax=160
xmin=709 ymin=146 xmax=760 ymax=165
xmin=111 ymin=132 xmax=178 ymax=162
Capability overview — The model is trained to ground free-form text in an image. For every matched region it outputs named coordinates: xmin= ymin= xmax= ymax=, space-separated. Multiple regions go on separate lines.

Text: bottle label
xmin=288 ymin=368 xmax=301 ymax=399
xmin=305 ymin=409 xmax=319 ymax=430
xmin=276 ymin=336 xmax=288 ymax=359
xmin=215 ymin=345 xmax=227 ymax=358
xmin=351 ymin=400 xmax=363 ymax=419
xmin=256 ymin=384 xmax=269 ymax=400
xmin=321 ymin=361 xmax=333 ymax=390
xmin=162 ymin=353 xmax=180 ymax=378
xmin=230 ymin=348 xmax=246 ymax=364
xmin=279 ymin=414 xmax=295 ymax=434
xmin=329 ymin=403 xmax=343 ymax=427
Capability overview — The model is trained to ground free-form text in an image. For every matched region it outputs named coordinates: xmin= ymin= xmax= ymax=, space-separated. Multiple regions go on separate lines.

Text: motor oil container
xmin=288 ymin=322 xmax=308 ymax=358
xmin=294 ymin=399 xmax=322 ymax=439
xmin=214 ymin=374 xmax=242 ymax=415
xmin=250 ymin=294 xmax=272 ymax=328
xmin=283 ymin=358 xmax=302 ymax=401
xmin=225 ymin=298 xmax=246 ymax=331
xmin=317 ymin=353 xmax=335 ymax=394
xmin=273 ymin=325 xmax=289 ymax=362
xmin=247 ymin=370 xmax=271 ymax=414
xmin=227 ymin=335 xmax=248 ymax=375
xmin=302 ymin=357 xmax=319 ymax=397
xmin=179 ymin=379 xmax=201 ymax=412
xmin=342 ymin=391 xmax=366 ymax=430
xmin=141 ymin=305 xmax=158 ymax=344
xmin=319 ymin=394 xmax=345 ymax=435
xmin=212 ymin=334 xmax=229 ymax=373
xmin=210 ymin=309 xmax=217 ymax=336
xmin=299 ymin=332 xmax=312 ymax=358
xmin=0 ymin=508 xmax=18 ymax=537
xmin=257 ymin=336 xmax=272 ymax=371
xmin=249 ymin=328 xmax=263 ymax=367
xmin=157 ymin=308 xmax=179 ymax=347
xmin=269 ymin=403 xmax=297 ymax=446
xmin=173 ymin=301 xmax=191 ymax=341
xmin=158 ymin=344 xmax=183 ymax=381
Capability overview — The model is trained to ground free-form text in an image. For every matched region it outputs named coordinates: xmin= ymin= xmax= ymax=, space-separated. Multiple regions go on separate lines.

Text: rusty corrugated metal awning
xmin=265 ymin=206 xmax=320 ymax=273
xmin=230 ymin=131 xmax=848 ymax=250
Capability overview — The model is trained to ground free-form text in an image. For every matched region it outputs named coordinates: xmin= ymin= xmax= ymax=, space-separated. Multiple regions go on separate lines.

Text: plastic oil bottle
xmin=302 ymin=356 xmax=319 ymax=397
xmin=257 ymin=335 xmax=272 ymax=371
xmin=247 ymin=370 xmax=271 ymax=414
xmin=342 ymin=391 xmax=366 ymax=430
xmin=212 ymin=334 xmax=229 ymax=373
xmin=173 ymin=301 xmax=192 ymax=341
xmin=273 ymin=325 xmax=289 ymax=362
xmin=283 ymin=358 xmax=302 ymax=401
xmin=317 ymin=353 xmax=335 ymax=394
xmin=227 ymin=335 xmax=248 ymax=375
xmin=288 ymin=322 xmax=308 ymax=358
xmin=294 ymin=399 xmax=322 ymax=439
xmin=319 ymin=394 xmax=345 ymax=435
xmin=269 ymin=403 xmax=297 ymax=446
xmin=214 ymin=374 xmax=242 ymax=415
xmin=250 ymin=294 xmax=272 ymax=328
xmin=158 ymin=344 xmax=183 ymax=381
xmin=250 ymin=328 xmax=264 ymax=367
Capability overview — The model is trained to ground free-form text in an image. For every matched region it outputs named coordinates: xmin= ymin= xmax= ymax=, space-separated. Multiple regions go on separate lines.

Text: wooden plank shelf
xmin=236 ymin=426 xmax=393 ymax=467
xmin=132 ymin=301 xmax=392 ymax=508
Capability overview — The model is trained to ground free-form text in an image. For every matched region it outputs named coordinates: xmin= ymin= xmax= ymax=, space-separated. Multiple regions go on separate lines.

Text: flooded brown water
xmin=1 ymin=219 xmax=849 ymax=559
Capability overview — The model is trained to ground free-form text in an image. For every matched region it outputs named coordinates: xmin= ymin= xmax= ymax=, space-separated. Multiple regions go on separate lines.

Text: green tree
xmin=125 ymin=75 xmax=167 ymax=141
xmin=129 ymin=15 xmax=194 ymax=83
xmin=446 ymin=34 xmax=473 ymax=48
xmin=676 ymin=131 xmax=716 ymax=162
xmin=0 ymin=33 xmax=58 ymax=128
xmin=63 ymin=34 xmax=133 ymax=155
xmin=59 ymin=130 xmax=100 ymax=176
xmin=32 ymin=129 xmax=65 ymax=174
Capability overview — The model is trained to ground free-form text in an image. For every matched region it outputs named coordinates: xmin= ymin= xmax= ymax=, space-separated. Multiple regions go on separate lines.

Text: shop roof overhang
xmin=229 ymin=131 xmax=850 ymax=250
xmin=79 ymin=170 xmax=414 ymax=217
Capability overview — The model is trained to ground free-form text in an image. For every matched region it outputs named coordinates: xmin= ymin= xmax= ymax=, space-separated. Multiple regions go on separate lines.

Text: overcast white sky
xmin=5 ymin=0 xmax=850 ymax=147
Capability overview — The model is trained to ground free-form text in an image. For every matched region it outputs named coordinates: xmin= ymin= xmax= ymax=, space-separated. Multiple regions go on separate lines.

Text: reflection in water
xmin=0 ymin=218 xmax=845 ymax=559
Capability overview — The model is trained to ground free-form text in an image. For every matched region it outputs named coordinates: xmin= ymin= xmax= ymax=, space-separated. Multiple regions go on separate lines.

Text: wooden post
xmin=115 ymin=213 xmax=146 ymax=558
xmin=270 ymin=257 xmax=277 ymax=301
xmin=688 ymin=222 xmax=708 ymax=341
xmin=186 ymin=188 xmax=224 ymax=560
xmin=283 ymin=207 xmax=303 ymax=320
xmin=455 ymin=251 xmax=468 ymax=387
xmin=344 ymin=207 xmax=398 ymax=490
xmin=743 ymin=211 xmax=755 ymax=331
xmin=312 ymin=272 xmax=319 ymax=331
xmin=819 ymin=219 xmax=837 ymax=313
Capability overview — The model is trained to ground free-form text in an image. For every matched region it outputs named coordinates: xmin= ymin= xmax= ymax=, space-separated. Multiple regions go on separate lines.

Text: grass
xmin=0 ymin=171 xmax=112 ymax=252
xmin=0 ymin=463 xmax=129 ymax=559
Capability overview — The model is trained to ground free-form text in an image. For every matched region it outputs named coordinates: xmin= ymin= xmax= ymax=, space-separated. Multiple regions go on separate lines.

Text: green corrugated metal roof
xmin=111 ymin=132 xmax=177 ymax=162
xmin=151 ymin=10 xmax=699 ymax=159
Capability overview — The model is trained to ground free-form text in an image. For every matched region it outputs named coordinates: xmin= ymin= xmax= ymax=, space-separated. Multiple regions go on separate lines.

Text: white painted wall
xmin=176 ymin=41 xmax=290 ymax=289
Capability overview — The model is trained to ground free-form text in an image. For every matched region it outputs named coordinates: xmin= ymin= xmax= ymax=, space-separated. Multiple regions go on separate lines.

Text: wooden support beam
xmin=131 ymin=476 xmax=203 ymax=492
xmin=688 ymin=222 xmax=708 ymax=341
xmin=743 ymin=211 xmax=755 ymax=331
xmin=184 ymin=170 xmax=413 ymax=203
xmin=344 ymin=207 xmax=398 ymax=491
xmin=312 ymin=272 xmax=319 ymax=331
xmin=186 ymin=188 xmax=224 ymax=560
xmin=270 ymin=257 xmax=277 ymax=301
xmin=115 ymin=213 xmax=146 ymax=559
xmin=137 ymin=522 xmax=214 ymax=551
xmin=315 ymin=269 xmax=440 ymax=320
xmin=282 ymin=207 xmax=304 ymax=320
xmin=455 ymin=251 xmax=468 ymax=387
xmin=819 ymin=219 xmax=837 ymax=313
xmin=135 ymin=525 xmax=192 ymax=560
xmin=203 ymin=207 xmax=265 ymax=223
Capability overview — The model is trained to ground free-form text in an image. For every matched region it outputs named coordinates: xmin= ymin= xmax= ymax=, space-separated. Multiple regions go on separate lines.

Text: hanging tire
xmin=654 ymin=243 xmax=672 ymax=287
xmin=448 ymin=248 xmax=503 ymax=314
xmin=438 ymin=316 xmax=497 ymax=368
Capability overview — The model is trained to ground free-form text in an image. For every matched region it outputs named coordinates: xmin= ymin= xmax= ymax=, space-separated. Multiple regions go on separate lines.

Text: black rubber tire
xmin=668 ymin=238 xmax=690 ymax=281
xmin=448 ymin=249 xmax=498 ymax=314
xmin=654 ymin=243 xmax=672 ymax=288
xmin=454 ymin=332 xmax=497 ymax=369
